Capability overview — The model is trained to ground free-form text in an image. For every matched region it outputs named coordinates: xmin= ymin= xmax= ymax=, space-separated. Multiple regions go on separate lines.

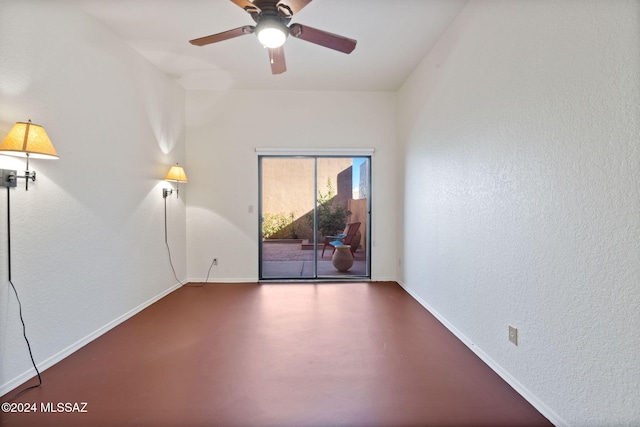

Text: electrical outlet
xmin=509 ymin=326 xmax=518 ymax=346
xmin=213 ymin=258 xmax=218 ymax=266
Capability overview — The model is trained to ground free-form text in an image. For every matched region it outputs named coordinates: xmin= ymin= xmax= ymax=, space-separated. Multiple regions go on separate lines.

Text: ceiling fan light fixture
xmin=189 ymin=0 xmax=357 ymax=75
xmin=256 ymin=19 xmax=288 ymax=48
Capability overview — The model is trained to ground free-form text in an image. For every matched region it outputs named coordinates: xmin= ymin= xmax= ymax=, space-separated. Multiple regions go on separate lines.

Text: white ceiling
xmin=75 ymin=0 xmax=467 ymax=92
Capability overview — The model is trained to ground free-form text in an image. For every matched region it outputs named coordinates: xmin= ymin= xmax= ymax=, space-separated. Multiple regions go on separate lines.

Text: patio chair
xmin=321 ymin=222 xmax=361 ymax=257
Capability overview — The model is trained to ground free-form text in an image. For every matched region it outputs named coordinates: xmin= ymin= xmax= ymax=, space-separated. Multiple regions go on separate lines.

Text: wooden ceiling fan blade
xmin=268 ymin=47 xmax=287 ymax=74
xmin=189 ymin=26 xmax=254 ymax=46
xmin=289 ymin=24 xmax=356 ymax=54
xmin=230 ymin=0 xmax=260 ymax=13
xmin=278 ymin=0 xmax=313 ymax=15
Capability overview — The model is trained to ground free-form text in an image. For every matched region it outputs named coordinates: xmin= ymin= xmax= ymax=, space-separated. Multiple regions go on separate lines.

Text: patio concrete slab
xmin=261 ymin=241 xmax=368 ymax=279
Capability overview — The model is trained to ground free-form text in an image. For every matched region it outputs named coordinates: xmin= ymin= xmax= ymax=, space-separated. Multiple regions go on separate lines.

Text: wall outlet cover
xmin=509 ymin=325 xmax=518 ymax=346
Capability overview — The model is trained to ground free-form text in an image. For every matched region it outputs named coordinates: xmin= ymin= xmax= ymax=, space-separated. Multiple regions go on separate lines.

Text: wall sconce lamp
xmin=163 ymin=164 xmax=188 ymax=198
xmin=0 ymin=120 xmax=57 ymax=400
xmin=0 ymin=120 xmax=59 ymax=190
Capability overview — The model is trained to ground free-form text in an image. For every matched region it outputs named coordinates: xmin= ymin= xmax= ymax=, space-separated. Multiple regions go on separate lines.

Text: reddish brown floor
xmin=1 ymin=282 xmax=552 ymax=427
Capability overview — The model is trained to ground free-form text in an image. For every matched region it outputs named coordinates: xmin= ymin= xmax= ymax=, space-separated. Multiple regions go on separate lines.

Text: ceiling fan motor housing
xmin=253 ymin=3 xmax=291 ymax=48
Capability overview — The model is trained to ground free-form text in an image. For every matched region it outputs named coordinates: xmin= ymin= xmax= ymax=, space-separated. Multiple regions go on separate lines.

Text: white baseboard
xmin=397 ymin=280 xmax=568 ymax=427
xmin=370 ymin=276 xmax=396 ymax=282
xmin=1 ymin=281 xmax=183 ymax=397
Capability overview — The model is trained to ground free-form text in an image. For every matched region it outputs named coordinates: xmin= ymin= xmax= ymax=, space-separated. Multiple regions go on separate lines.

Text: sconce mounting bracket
xmin=0 ymin=169 xmax=17 ymax=188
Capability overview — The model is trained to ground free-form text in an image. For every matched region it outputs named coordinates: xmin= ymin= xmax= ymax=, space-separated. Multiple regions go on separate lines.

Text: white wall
xmin=398 ymin=1 xmax=640 ymax=426
xmin=0 ymin=1 xmax=186 ymax=394
xmin=185 ymin=90 xmax=397 ymax=282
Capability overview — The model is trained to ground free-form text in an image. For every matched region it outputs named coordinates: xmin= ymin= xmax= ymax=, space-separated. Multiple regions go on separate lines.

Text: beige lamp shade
xmin=165 ymin=165 xmax=188 ymax=182
xmin=0 ymin=120 xmax=59 ymax=159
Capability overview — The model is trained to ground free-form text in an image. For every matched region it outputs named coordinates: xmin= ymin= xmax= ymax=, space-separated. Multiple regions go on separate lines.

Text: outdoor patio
xmin=261 ymin=240 xmax=368 ymax=278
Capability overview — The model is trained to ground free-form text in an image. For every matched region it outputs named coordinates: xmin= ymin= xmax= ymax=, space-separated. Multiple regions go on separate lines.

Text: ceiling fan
xmin=189 ymin=0 xmax=357 ymax=75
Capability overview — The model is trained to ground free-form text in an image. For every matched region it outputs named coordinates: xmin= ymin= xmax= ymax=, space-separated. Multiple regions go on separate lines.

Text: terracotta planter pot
xmin=332 ymin=245 xmax=354 ymax=272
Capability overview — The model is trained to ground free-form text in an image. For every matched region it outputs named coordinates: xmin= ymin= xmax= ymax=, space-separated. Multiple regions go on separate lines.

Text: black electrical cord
xmin=164 ymin=195 xmax=182 ymax=286
xmin=203 ymin=257 xmax=216 ymax=283
xmin=5 ymin=279 xmax=43 ymax=401
xmin=183 ymin=256 xmax=214 ymax=287
xmin=3 ymin=187 xmax=42 ymax=403
xmin=163 ymin=194 xmax=214 ymax=288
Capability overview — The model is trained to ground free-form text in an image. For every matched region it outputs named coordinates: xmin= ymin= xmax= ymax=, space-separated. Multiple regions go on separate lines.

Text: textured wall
xmin=398 ymin=1 xmax=640 ymax=425
xmin=185 ymin=90 xmax=397 ymax=282
xmin=0 ymin=1 xmax=186 ymax=394
xmin=261 ymin=157 xmax=352 ymax=240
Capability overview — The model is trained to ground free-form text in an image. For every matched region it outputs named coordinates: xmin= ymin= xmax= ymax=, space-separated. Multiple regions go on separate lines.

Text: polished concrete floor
xmin=1 ymin=282 xmax=551 ymax=427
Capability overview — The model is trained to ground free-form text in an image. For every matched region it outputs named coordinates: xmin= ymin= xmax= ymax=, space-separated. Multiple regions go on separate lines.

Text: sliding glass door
xmin=259 ymin=156 xmax=370 ymax=280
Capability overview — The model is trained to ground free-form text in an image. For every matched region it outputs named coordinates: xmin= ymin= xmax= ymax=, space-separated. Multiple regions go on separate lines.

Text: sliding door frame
xmin=257 ymin=148 xmax=373 ymax=281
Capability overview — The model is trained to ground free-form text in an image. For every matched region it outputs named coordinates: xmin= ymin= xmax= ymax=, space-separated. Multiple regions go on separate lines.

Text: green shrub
xmin=307 ymin=179 xmax=351 ymax=238
xmin=262 ymin=212 xmax=300 ymax=239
